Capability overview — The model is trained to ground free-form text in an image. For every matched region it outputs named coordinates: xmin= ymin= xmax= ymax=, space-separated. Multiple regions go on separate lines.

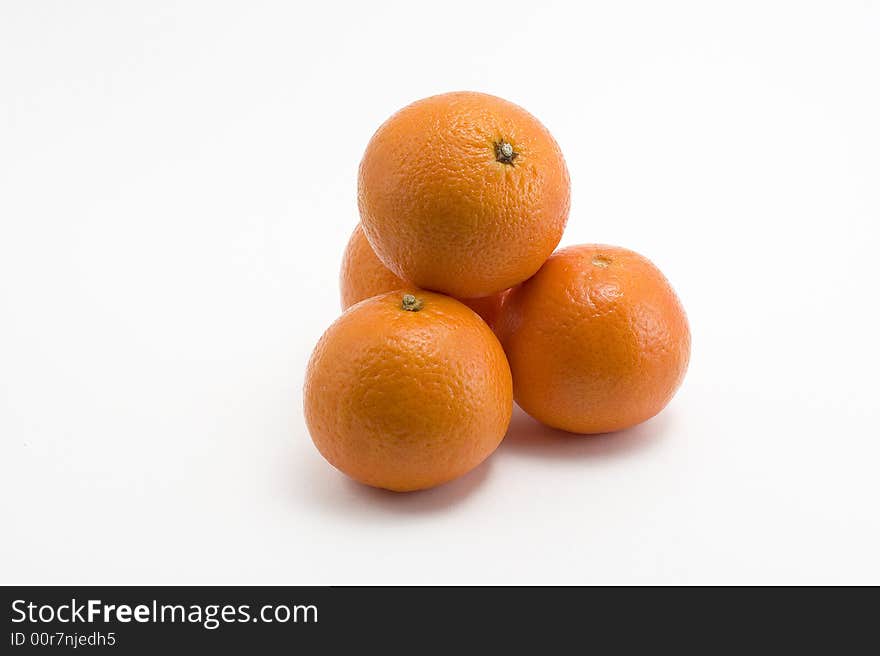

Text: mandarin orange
xmin=358 ymin=91 xmax=569 ymax=298
xmin=304 ymin=290 xmax=513 ymax=491
xmin=340 ymin=223 xmax=508 ymax=328
xmin=496 ymin=244 xmax=690 ymax=434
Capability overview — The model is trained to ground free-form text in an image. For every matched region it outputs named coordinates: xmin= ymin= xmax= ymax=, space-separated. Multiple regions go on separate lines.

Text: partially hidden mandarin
xmin=340 ymin=223 xmax=508 ymax=328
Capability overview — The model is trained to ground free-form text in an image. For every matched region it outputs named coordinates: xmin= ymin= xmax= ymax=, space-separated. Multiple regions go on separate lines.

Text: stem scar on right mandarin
xmin=401 ymin=294 xmax=424 ymax=312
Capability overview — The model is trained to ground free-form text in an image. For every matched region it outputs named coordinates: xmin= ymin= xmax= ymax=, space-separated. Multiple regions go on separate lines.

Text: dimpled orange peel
xmin=496 ymin=244 xmax=690 ymax=434
xmin=304 ymin=290 xmax=513 ymax=491
xmin=358 ymin=91 xmax=570 ymax=298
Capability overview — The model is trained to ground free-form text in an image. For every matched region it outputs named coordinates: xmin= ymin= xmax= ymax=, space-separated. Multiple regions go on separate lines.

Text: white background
xmin=2 ymin=1 xmax=878 ymax=585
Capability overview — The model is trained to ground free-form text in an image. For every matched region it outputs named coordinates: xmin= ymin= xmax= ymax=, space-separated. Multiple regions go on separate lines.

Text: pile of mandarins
xmin=304 ymin=92 xmax=690 ymax=492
